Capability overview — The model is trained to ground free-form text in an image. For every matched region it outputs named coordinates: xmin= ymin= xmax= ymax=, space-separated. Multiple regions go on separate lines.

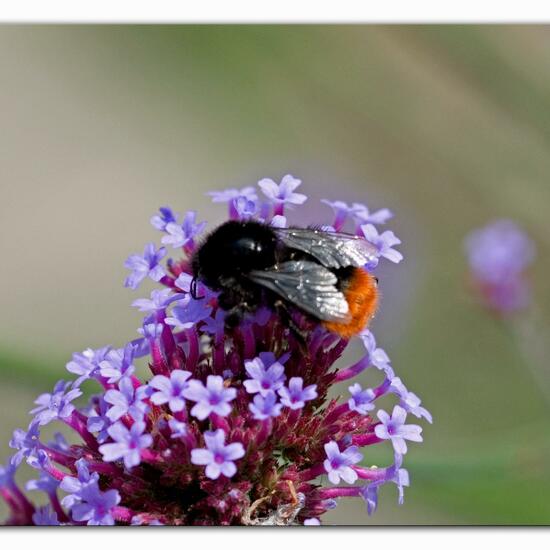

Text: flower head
xmin=0 ymin=176 xmax=428 ymax=526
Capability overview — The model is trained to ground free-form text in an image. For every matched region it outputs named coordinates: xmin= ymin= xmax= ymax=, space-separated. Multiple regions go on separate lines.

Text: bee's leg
xmin=273 ymin=300 xmax=308 ymax=351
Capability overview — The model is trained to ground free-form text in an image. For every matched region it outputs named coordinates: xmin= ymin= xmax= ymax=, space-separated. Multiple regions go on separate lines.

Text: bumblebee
xmin=191 ymin=220 xmax=379 ymax=339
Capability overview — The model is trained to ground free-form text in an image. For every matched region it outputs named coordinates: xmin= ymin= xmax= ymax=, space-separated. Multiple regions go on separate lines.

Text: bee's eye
xmin=374 ymin=277 xmax=379 ymax=286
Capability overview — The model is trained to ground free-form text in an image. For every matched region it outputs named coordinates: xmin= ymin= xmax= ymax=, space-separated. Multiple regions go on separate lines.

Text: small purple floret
xmin=191 ymin=429 xmax=245 ymax=480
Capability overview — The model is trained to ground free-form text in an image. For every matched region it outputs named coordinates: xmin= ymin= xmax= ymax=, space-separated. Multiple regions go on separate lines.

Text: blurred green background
xmin=1 ymin=25 xmax=550 ymax=525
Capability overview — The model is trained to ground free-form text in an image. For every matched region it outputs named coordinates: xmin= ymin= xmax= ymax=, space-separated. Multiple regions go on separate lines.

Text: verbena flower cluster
xmin=464 ymin=220 xmax=535 ymax=314
xmin=1 ymin=174 xmax=430 ymax=526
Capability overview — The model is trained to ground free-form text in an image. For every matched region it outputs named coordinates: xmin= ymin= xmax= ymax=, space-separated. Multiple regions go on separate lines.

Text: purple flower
xmin=0 ymin=461 xmax=17 ymax=488
xmin=168 ymin=419 xmax=188 ymax=438
xmin=360 ymin=224 xmax=403 ymax=266
xmin=132 ymin=288 xmax=181 ymax=313
xmin=248 ymin=392 xmax=283 ymax=420
xmin=360 ymin=330 xmax=393 ymax=376
xmin=70 ymin=484 xmax=121 ymax=525
xmin=304 ymin=518 xmax=321 ymax=525
xmin=375 ymin=406 xmax=423 ymax=455
xmin=29 ymin=381 xmax=82 ymax=426
xmin=99 ymin=343 xmax=136 ymax=384
xmin=148 ymin=370 xmax=192 ymax=412
xmin=60 ymin=459 xmax=100 ymax=509
xmin=9 ymin=420 xmax=41 ymax=466
xmin=104 ymin=377 xmax=149 ymax=422
xmin=323 ymin=441 xmax=362 ymax=484
xmin=66 ymin=346 xmax=111 ymax=386
xmin=258 ymin=174 xmax=307 ymax=208
xmin=86 ymin=396 xmax=112 ymax=443
xmin=165 ymin=297 xmax=213 ymax=330
xmin=182 ymin=375 xmax=236 ymax=420
xmin=361 ymin=455 xmax=410 ymax=515
xmin=389 ymin=378 xmax=433 ymax=424
xmin=161 ymin=211 xmax=207 ymax=249
xmin=201 ymin=308 xmax=226 ymax=335
xmin=278 ymin=377 xmax=318 ymax=410
xmin=243 ymin=355 xmax=286 ymax=396
xmin=464 ymin=220 xmax=535 ymax=312
xmin=348 ymin=384 xmax=375 ymax=415
xmin=150 ymin=206 xmax=178 ymax=231
xmin=124 ymin=243 xmax=166 ymax=290
xmin=191 ymin=429 xmax=245 ymax=480
xmin=26 ymin=470 xmax=58 ymax=495
xmin=465 ymin=220 xmax=535 ymax=283
xmin=208 ymin=186 xmax=258 ymax=204
xmin=233 ymin=195 xmax=258 ymax=219
xmin=99 ymin=421 xmax=153 ymax=470
xmin=32 ymin=506 xmax=60 ymax=525
xmin=321 ymin=199 xmax=392 ymax=230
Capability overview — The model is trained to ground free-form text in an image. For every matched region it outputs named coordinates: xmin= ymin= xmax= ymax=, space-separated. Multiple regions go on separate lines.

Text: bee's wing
xmin=274 ymin=227 xmax=378 ymax=269
xmin=248 ymin=260 xmax=350 ymax=323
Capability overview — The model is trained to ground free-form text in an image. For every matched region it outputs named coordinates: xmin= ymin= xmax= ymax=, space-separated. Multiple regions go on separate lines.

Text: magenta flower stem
xmin=352 ymin=432 xmax=382 ymax=447
xmin=185 ymin=328 xmax=199 ymax=371
xmin=210 ymin=413 xmax=230 ymax=433
xmin=49 ymin=493 xmax=70 ymax=523
xmin=317 ymin=486 xmax=362 ymax=499
xmin=64 ymin=412 xmax=98 ymax=451
xmin=335 ymin=357 xmax=371 ymax=382
xmin=353 ymin=465 xmax=387 ymax=481
xmin=299 ymin=463 xmax=326 ymax=482
xmin=323 ymin=403 xmax=349 ymax=425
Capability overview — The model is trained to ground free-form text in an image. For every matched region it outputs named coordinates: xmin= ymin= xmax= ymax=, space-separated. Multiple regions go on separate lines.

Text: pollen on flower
xmin=0 ymin=175 xmax=429 ymax=526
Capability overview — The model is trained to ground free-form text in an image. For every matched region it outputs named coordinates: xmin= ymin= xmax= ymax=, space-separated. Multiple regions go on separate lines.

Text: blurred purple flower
xmin=150 ymin=206 xmax=178 ymax=232
xmin=32 ymin=506 xmax=60 ymax=525
xmin=321 ymin=199 xmax=392 ymax=231
xmin=208 ymin=186 xmax=258 ymax=203
xmin=464 ymin=220 xmax=535 ymax=313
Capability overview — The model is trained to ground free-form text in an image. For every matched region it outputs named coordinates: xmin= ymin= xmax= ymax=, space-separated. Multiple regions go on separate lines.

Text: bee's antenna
xmin=190 ymin=276 xmax=204 ymax=300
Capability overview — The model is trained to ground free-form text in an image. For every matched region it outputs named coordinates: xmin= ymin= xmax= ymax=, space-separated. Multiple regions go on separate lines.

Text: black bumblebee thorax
xmin=192 ymin=220 xmax=278 ymax=290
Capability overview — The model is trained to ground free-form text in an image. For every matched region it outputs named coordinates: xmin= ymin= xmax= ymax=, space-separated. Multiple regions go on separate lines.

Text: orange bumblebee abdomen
xmin=322 ymin=267 xmax=379 ymax=339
